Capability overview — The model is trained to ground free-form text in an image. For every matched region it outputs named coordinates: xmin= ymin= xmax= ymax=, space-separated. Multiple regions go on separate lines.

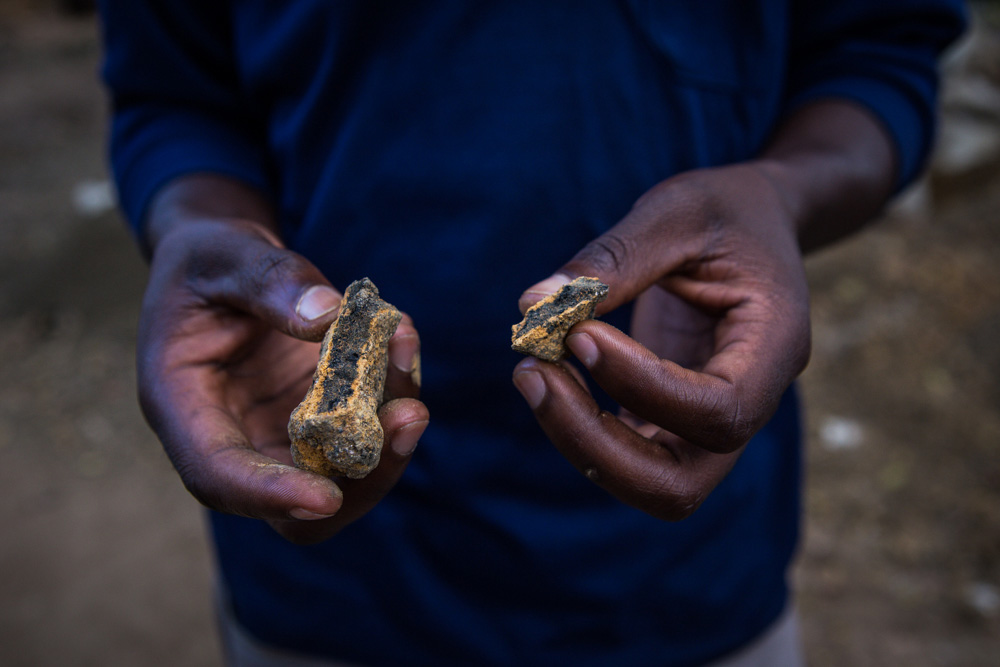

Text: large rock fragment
xmin=288 ymin=278 xmax=402 ymax=479
xmin=511 ymin=276 xmax=609 ymax=362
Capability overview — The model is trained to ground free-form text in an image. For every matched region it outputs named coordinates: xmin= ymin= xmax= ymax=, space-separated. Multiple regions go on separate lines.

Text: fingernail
xmin=390 ymin=334 xmax=419 ymax=375
xmin=296 ymin=285 xmax=340 ymax=321
xmin=524 ymin=273 xmax=572 ymax=298
xmin=519 ymin=273 xmax=573 ymax=312
xmin=390 ymin=420 xmax=427 ymax=456
xmin=513 ymin=369 xmax=546 ymax=409
xmin=289 ymin=507 xmax=336 ymax=521
xmin=566 ymin=333 xmax=599 ymax=368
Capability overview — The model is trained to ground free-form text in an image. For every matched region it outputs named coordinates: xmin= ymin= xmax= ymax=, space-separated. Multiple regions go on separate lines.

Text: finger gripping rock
xmin=511 ymin=276 xmax=609 ymax=362
xmin=288 ymin=278 xmax=402 ymax=479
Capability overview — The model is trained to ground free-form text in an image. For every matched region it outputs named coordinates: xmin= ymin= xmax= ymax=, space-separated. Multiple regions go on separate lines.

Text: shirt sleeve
xmin=785 ymin=0 xmax=967 ymax=190
xmin=98 ymin=1 xmax=273 ymax=239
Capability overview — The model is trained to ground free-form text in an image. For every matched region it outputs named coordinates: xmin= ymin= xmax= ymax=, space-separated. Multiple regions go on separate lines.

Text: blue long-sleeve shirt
xmin=99 ymin=2 xmax=964 ymax=665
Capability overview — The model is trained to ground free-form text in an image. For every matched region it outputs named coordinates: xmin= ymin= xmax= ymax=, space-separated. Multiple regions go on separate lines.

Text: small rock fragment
xmin=511 ymin=276 xmax=609 ymax=362
xmin=288 ymin=278 xmax=402 ymax=479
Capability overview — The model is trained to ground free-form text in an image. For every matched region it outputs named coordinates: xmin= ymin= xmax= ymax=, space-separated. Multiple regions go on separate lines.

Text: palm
xmin=210 ymin=323 xmax=318 ymax=464
xmin=148 ymin=306 xmax=320 ymax=469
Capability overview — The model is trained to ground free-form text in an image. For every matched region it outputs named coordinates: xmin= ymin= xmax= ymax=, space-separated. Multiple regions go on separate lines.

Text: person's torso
xmin=212 ymin=4 xmax=802 ymax=665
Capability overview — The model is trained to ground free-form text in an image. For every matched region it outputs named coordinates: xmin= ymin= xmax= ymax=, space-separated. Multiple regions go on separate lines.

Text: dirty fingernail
xmin=525 ymin=273 xmax=572 ymax=297
xmin=296 ymin=285 xmax=340 ymax=321
xmin=391 ymin=420 xmax=428 ymax=456
xmin=566 ymin=333 xmax=599 ymax=368
xmin=289 ymin=507 xmax=336 ymax=521
xmin=518 ymin=273 xmax=573 ymax=313
xmin=513 ymin=369 xmax=546 ymax=409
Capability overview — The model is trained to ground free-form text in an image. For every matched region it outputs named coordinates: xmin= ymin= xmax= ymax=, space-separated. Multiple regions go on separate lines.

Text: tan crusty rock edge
xmin=288 ymin=278 xmax=402 ymax=479
xmin=511 ymin=276 xmax=609 ymax=362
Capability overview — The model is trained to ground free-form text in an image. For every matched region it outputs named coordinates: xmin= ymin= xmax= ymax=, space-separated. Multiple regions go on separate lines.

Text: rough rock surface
xmin=288 ymin=278 xmax=402 ymax=479
xmin=511 ymin=276 xmax=609 ymax=362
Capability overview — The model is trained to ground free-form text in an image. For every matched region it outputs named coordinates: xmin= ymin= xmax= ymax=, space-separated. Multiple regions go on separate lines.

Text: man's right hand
xmin=137 ymin=176 xmax=428 ymax=545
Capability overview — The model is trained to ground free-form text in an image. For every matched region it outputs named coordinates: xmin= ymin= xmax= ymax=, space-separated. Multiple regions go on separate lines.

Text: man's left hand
xmin=513 ymin=163 xmax=811 ymax=520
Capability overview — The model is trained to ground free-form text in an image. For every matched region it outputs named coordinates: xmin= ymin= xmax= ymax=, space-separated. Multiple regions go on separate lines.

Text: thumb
xmin=170 ymin=219 xmax=343 ymax=341
xmin=519 ymin=211 xmax=669 ymax=316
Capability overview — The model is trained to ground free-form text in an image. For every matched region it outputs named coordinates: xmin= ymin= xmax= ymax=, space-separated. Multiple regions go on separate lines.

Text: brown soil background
xmin=1 ymin=5 xmax=997 ymax=666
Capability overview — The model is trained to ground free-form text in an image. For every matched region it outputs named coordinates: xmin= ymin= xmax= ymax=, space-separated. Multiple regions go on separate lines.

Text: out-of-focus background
xmin=0 ymin=1 xmax=997 ymax=665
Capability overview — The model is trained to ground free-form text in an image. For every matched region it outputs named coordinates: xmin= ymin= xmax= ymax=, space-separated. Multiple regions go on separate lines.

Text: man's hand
xmin=513 ymin=101 xmax=895 ymax=520
xmin=138 ymin=177 xmax=427 ymax=544
xmin=514 ymin=164 xmax=810 ymax=519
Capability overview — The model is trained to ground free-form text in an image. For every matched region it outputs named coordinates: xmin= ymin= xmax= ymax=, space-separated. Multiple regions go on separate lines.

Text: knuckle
xmin=637 ymin=466 xmax=706 ymax=522
xmin=165 ymin=224 xmax=240 ymax=285
xmin=719 ymin=397 xmax=754 ymax=451
xmin=172 ymin=439 xmax=251 ymax=517
xmin=244 ymin=248 xmax=300 ymax=299
xmin=172 ymin=454 xmax=222 ymax=511
xmin=573 ymin=232 xmax=634 ymax=276
xmin=648 ymin=173 xmax=724 ymax=232
xmin=693 ymin=385 xmax=752 ymax=453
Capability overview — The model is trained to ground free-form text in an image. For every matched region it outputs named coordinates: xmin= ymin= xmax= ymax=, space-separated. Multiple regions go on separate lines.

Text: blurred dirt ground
xmin=1 ymin=4 xmax=997 ymax=667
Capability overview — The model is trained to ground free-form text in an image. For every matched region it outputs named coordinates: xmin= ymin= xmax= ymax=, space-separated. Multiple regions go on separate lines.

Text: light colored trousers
xmin=219 ymin=597 xmax=806 ymax=667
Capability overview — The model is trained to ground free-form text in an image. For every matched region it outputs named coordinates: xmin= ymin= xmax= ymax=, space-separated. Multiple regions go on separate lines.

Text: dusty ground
xmin=0 ymin=5 xmax=997 ymax=667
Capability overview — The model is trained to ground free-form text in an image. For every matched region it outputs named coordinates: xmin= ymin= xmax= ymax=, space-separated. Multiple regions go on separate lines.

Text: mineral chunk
xmin=511 ymin=276 xmax=609 ymax=362
xmin=288 ymin=278 xmax=402 ymax=479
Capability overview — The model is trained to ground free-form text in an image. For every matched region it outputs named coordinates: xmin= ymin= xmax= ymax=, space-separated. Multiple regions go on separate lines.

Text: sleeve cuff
xmin=110 ymin=106 xmax=274 ymax=243
xmin=786 ymin=75 xmax=935 ymax=193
